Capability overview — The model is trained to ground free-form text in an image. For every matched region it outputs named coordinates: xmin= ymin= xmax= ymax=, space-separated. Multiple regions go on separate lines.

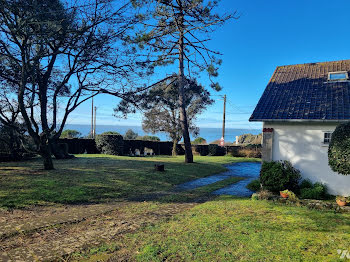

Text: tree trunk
xmin=172 ymin=139 xmax=178 ymax=156
xmin=8 ymin=132 xmax=21 ymax=160
xmin=40 ymin=143 xmax=54 ymax=170
xmin=177 ymin=11 xmax=193 ymax=163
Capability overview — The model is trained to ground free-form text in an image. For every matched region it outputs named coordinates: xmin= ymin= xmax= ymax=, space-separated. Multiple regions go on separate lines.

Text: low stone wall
xmin=262 ymin=195 xmax=350 ymax=213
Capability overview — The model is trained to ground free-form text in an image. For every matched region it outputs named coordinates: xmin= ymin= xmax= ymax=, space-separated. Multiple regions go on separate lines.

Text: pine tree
xmin=133 ymin=0 xmax=237 ymax=162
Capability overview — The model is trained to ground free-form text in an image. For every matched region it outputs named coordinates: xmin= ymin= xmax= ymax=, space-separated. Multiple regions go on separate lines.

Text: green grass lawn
xmin=0 ymin=155 xmax=258 ymax=209
xmin=114 ymin=196 xmax=350 ymax=262
xmin=2 ymin=155 xmax=349 ymax=261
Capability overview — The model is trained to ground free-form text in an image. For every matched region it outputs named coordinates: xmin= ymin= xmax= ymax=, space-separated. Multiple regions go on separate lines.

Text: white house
xmin=250 ymin=59 xmax=350 ymax=196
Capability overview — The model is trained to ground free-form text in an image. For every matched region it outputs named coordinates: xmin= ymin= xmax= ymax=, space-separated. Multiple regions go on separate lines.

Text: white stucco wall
xmin=263 ymin=121 xmax=350 ymax=196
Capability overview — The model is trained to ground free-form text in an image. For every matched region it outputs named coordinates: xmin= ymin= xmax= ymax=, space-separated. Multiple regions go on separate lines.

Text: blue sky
xmin=66 ymin=0 xmax=350 ymax=130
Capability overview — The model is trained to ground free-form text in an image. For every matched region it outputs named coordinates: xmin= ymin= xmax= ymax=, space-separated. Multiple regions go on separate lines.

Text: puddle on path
xmin=177 ymin=162 xmax=261 ymax=197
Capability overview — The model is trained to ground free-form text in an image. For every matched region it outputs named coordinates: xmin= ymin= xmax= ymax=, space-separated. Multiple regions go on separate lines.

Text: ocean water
xmin=65 ymin=124 xmax=261 ymax=143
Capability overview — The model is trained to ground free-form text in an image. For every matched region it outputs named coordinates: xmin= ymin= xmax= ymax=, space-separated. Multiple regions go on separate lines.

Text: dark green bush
xmin=60 ymin=129 xmax=81 ymax=139
xmin=141 ymin=135 xmax=160 ymax=141
xmin=208 ymin=144 xmax=225 ymax=156
xmin=208 ymin=144 xmax=218 ymax=155
xmin=192 ymin=137 xmax=207 ymax=145
xmin=194 ymin=145 xmax=209 ymax=156
xmin=299 ymin=179 xmax=313 ymax=189
xmin=328 ymin=122 xmax=350 ymax=175
xmin=124 ymin=129 xmax=138 ymax=140
xmin=101 ymin=131 xmax=120 ymax=135
xmin=0 ymin=123 xmax=34 ymax=160
xmin=58 ymin=143 xmax=69 ymax=155
xmin=260 ymin=160 xmax=301 ymax=192
xmin=95 ymin=134 xmax=124 ymax=155
xmin=299 ymin=182 xmax=327 ymax=200
xmin=246 ymin=179 xmax=261 ymax=192
xmin=176 ymin=144 xmax=185 ymax=155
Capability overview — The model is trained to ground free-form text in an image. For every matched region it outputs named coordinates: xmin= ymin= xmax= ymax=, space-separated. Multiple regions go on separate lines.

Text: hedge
xmin=123 ymin=140 xmax=173 ymax=155
xmin=57 ymin=138 xmax=262 ymax=158
xmin=328 ymin=122 xmax=350 ymax=175
xmin=58 ymin=138 xmax=99 ymax=154
xmin=95 ymin=134 xmax=124 ymax=155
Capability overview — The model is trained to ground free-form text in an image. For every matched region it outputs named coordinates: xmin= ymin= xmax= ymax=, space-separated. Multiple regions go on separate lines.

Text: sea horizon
xmin=65 ymin=124 xmax=261 ymax=143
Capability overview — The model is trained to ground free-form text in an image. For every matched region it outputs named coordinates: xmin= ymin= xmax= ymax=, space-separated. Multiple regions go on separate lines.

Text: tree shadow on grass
xmin=0 ymin=156 xmax=235 ymax=208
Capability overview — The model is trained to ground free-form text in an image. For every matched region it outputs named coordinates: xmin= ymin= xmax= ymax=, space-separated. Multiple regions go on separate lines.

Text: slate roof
xmin=249 ymin=59 xmax=350 ymax=122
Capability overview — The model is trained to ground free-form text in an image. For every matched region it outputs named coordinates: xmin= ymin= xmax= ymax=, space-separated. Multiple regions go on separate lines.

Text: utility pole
xmin=220 ymin=94 xmax=226 ymax=147
xmin=91 ymin=97 xmax=94 ymax=138
xmin=93 ymin=106 xmax=97 ymax=138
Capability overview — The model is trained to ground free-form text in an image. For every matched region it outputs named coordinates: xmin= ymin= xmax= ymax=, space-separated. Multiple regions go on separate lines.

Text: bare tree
xmin=132 ymin=0 xmax=237 ymax=163
xmin=0 ymin=81 xmax=31 ymax=159
xmin=0 ymin=0 xmax=151 ymax=169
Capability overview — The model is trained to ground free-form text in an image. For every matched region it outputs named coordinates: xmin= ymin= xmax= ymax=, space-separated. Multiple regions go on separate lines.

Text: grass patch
xmin=119 ymin=197 xmax=350 ymax=262
xmin=0 ymin=155 xmax=258 ymax=209
xmin=159 ymin=176 xmax=245 ymax=203
xmin=70 ymin=242 xmax=120 ymax=262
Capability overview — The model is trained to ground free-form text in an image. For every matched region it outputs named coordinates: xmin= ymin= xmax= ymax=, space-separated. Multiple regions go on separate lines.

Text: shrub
xmin=336 ymin=196 xmax=350 ymax=203
xmin=192 ymin=137 xmax=207 ymax=145
xmin=101 ymin=131 xmax=120 ymax=135
xmin=255 ymin=189 xmax=274 ymax=200
xmin=142 ymin=135 xmax=160 ymax=141
xmin=124 ymin=129 xmax=138 ymax=140
xmin=194 ymin=145 xmax=209 ymax=156
xmin=237 ymin=148 xmax=261 ymax=158
xmin=260 ymin=160 xmax=301 ymax=192
xmin=208 ymin=144 xmax=225 ymax=156
xmin=60 ymin=129 xmax=81 ymax=139
xmin=208 ymin=144 xmax=218 ymax=155
xmin=251 ymin=193 xmax=259 ymax=201
xmin=299 ymin=182 xmax=327 ymax=200
xmin=244 ymin=144 xmax=262 ymax=149
xmin=0 ymin=123 xmax=34 ymax=160
xmin=58 ymin=143 xmax=69 ymax=155
xmin=246 ymin=179 xmax=261 ymax=192
xmin=280 ymin=189 xmax=299 ymax=202
xmin=176 ymin=144 xmax=185 ymax=155
xmin=95 ymin=134 xmax=124 ymax=155
xmin=299 ymin=179 xmax=313 ymax=189
xmin=328 ymin=122 xmax=350 ymax=175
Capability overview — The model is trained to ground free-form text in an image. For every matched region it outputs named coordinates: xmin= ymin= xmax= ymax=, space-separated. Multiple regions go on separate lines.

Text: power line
xmin=226 ymin=99 xmax=259 ymax=131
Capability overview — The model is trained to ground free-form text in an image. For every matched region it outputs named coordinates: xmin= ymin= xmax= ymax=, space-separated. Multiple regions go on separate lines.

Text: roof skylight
xmin=328 ymin=71 xmax=348 ymax=81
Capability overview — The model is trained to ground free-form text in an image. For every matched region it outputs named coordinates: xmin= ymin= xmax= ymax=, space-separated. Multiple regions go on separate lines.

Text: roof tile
xmin=249 ymin=60 xmax=350 ymax=121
